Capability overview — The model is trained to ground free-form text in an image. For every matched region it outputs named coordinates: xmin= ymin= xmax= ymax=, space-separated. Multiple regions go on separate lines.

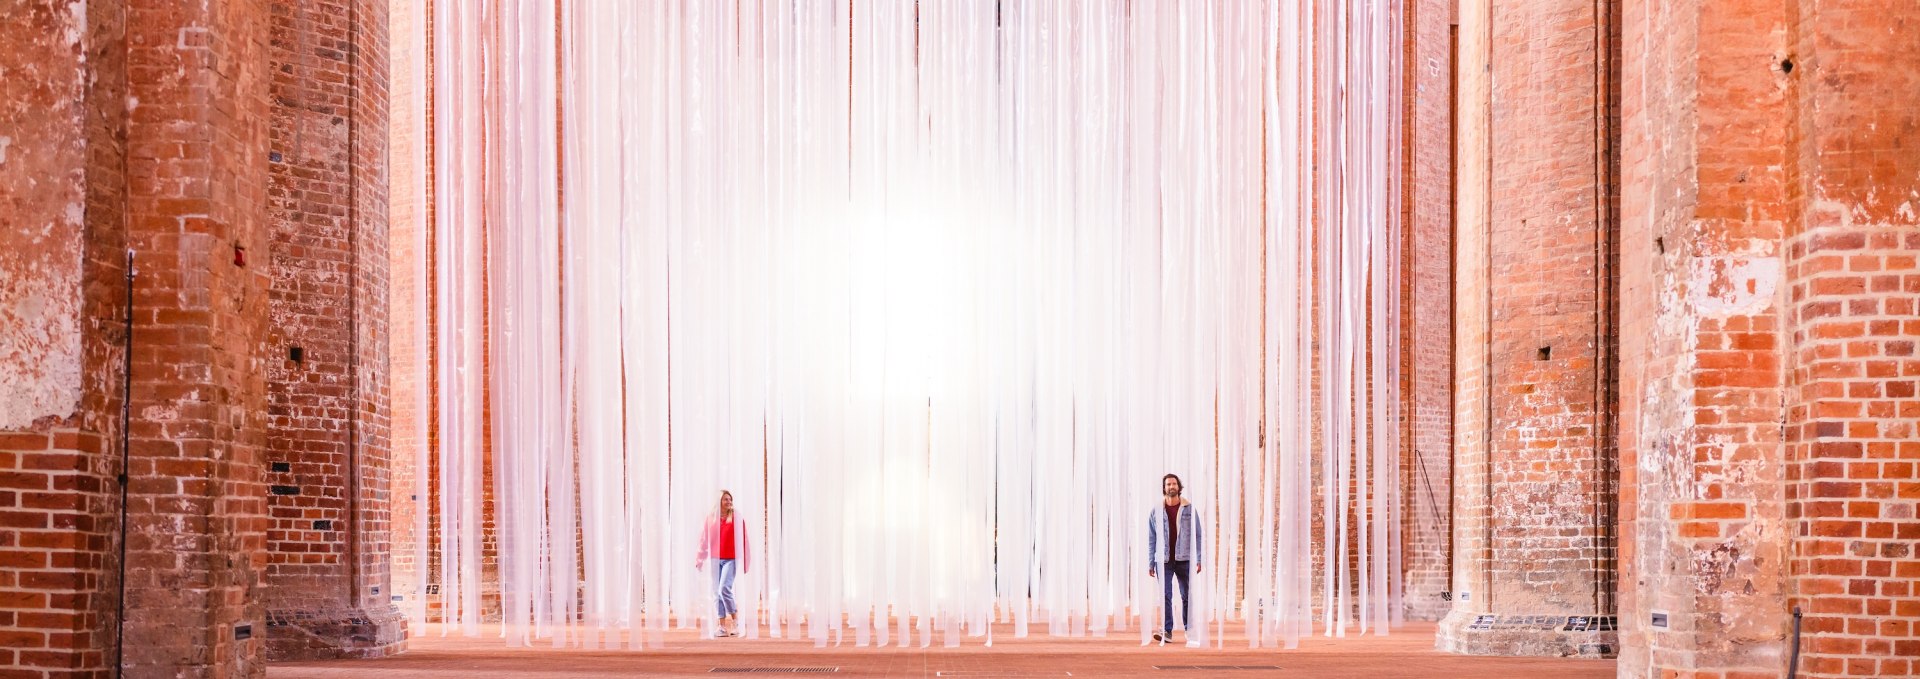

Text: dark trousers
xmin=1161 ymin=559 xmax=1191 ymax=634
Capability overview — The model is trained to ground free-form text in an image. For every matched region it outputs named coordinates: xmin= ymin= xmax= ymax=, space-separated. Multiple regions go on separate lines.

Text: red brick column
xmin=117 ymin=0 xmax=276 ymax=676
xmin=1781 ymin=1 xmax=1920 ymax=676
xmin=1400 ymin=0 xmax=1457 ymax=623
xmin=385 ymin=0 xmax=427 ymax=623
xmin=261 ymin=0 xmax=405 ymax=660
xmin=1439 ymin=0 xmax=1620 ymax=657
xmin=1619 ymin=0 xmax=1919 ymax=676
xmin=1618 ymin=0 xmax=1795 ymax=674
xmin=0 ymin=2 xmax=122 ymax=675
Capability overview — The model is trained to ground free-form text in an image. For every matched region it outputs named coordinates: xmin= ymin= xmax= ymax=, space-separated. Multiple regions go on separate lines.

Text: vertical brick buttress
xmin=1 ymin=0 xmax=401 ymax=673
xmin=1620 ymin=0 xmax=1918 ymax=677
xmin=1439 ymin=0 xmax=1622 ymax=658
xmin=118 ymin=0 xmax=275 ymax=676
xmin=0 ymin=1 xmax=128 ymax=676
xmin=262 ymin=0 xmax=405 ymax=660
xmin=1401 ymin=0 xmax=1458 ymax=623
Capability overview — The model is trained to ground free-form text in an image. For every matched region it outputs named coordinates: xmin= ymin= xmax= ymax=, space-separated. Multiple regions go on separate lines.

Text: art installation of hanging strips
xmin=416 ymin=0 xmax=1403 ymax=651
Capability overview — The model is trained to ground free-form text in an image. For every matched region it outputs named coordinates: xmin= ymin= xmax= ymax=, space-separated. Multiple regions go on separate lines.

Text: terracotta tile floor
xmin=269 ymin=622 xmax=1615 ymax=678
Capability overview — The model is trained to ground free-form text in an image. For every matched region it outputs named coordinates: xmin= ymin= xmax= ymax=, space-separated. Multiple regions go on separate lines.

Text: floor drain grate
xmin=1153 ymin=666 xmax=1281 ymax=671
xmin=709 ymin=669 xmax=840 ymax=674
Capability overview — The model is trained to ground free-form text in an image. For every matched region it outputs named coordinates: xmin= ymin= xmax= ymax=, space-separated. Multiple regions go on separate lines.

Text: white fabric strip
xmin=412 ymin=0 xmax=1406 ymax=650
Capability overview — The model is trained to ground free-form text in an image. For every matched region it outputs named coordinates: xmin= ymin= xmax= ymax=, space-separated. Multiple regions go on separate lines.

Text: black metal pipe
xmin=115 ymin=249 xmax=134 ymax=678
xmin=1788 ymin=605 xmax=1803 ymax=679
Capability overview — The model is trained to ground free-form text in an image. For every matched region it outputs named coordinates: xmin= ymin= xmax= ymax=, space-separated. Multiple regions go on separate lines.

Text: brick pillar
xmin=386 ymin=0 xmax=428 ymax=625
xmin=1617 ymin=0 xmax=1796 ymax=673
xmin=1400 ymin=0 xmax=1456 ymax=623
xmin=261 ymin=0 xmax=406 ymax=660
xmin=118 ymin=0 xmax=275 ymax=676
xmin=1438 ymin=0 xmax=1620 ymax=657
xmin=1780 ymin=1 xmax=1920 ymax=676
xmin=1441 ymin=0 xmax=1496 ymax=650
xmin=1619 ymin=0 xmax=1920 ymax=675
xmin=0 ymin=2 xmax=127 ymax=676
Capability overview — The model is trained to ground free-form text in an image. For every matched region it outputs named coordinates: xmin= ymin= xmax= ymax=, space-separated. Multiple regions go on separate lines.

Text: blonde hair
xmin=718 ymin=489 xmax=734 ymax=517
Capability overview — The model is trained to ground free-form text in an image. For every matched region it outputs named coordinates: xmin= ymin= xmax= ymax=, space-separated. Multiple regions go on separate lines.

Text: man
xmin=1147 ymin=473 xmax=1202 ymax=645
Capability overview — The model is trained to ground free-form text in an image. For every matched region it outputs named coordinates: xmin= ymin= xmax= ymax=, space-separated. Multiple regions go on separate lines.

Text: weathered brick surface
xmin=1619 ymin=0 xmax=1918 ymax=677
xmin=1786 ymin=227 xmax=1920 ymax=679
xmin=117 ymin=0 xmax=276 ymax=676
xmin=386 ymin=0 xmax=428 ymax=625
xmin=1 ymin=0 xmax=398 ymax=670
xmin=1439 ymin=0 xmax=1620 ymax=658
xmin=1781 ymin=2 xmax=1920 ymax=676
xmin=1400 ymin=0 xmax=1456 ymax=623
xmin=0 ymin=1 xmax=87 ymax=432
xmin=261 ymin=0 xmax=404 ymax=660
xmin=0 ymin=2 xmax=125 ymax=678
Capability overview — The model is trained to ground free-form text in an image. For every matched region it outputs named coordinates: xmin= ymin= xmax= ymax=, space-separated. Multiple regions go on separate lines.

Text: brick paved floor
xmin=269 ymin=621 xmax=1616 ymax=678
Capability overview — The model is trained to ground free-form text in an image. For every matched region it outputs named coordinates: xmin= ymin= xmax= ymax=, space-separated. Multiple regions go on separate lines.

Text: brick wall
xmin=343 ymin=0 xmax=400 ymax=649
xmin=1440 ymin=0 xmax=1620 ymax=658
xmin=1619 ymin=0 xmax=1918 ymax=677
xmin=1400 ymin=0 xmax=1456 ymax=623
xmin=1617 ymin=0 xmax=1796 ymax=673
xmin=0 ymin=3 xmax=121 ymax=675
xmin=387 ymin=0 xmax=427 ymax=621
xmin=0 ymin=0 xmax=88 ymax=432
xmin=0 ymin=0 xmax=396 ymax=670
xmin=1782 ymin=1 xmax=1920 ymax=676
xmin=262 ymin=0 xmax=405 ymax=660
xmin=75 ymin=0 xmax=133 ymax=673
xmin=1786 ymin=228 xmax=1920 ymax=678
xmin=118 ymin=0 xmax=276 ymax=676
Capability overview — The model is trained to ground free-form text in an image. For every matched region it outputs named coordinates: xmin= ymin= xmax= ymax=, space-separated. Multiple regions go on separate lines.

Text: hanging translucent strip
xmin=410 ymin=0 xmax=1405 ymax=649
xmin=404 ymin=0 xmax=430 ymax=626
xmin=427 ymin=0 xmax=485 ymax=635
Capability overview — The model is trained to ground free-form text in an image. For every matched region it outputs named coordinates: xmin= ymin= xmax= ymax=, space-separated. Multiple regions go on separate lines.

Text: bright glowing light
xmin=410 ymin=0 xmax=1404 ymax=651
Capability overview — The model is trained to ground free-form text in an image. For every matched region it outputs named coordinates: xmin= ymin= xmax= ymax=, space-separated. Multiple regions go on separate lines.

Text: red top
xmin=717 ymin=516 xmax=737 ymax=560
xmin=1164 ymin=503 xmax=1180 ymax=559
xmin=700 ymin=511 xmax=750 ymax=570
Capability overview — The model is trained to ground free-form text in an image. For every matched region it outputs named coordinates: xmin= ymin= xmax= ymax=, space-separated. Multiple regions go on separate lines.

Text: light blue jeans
xmin=711 ymin=558 xmax=738 ymax=618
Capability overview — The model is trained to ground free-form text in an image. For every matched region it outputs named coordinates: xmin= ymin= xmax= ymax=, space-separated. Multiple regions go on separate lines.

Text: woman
xmin=695 ymin=490 xmax=750 ymax=637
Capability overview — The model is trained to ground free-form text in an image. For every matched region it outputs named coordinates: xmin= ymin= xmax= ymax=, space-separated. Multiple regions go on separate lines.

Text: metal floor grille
xmin=709 ymin=668 xmax=840 ymax=674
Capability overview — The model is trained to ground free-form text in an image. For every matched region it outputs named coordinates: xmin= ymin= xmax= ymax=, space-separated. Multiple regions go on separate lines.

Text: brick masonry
xmin=0 ymin=0 xmax=399 ymax=673
xmin=1400 ymin=0 xmax=1457 ymax=623
xmin=1781 ymin=0 xmax=1920 ymax=675
xmin=116 ymin=0 xmax=277 ymax=675
xmin=0 ymin=0 xmax=1913 ymax=675
xmin=1619 ymin=0 xmax=1918 ymax=678
xmin=0 ymin=4 xmax=120 ymax=676
xmin=262 ymin=0 xmax=405 ymax=661
xmin=1439 ymin=0 xmax=1622 ymax=659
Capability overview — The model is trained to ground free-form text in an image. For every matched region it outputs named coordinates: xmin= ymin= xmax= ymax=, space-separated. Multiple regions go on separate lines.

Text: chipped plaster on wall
xmin=0 ymin=2 xmax=89 ymax=430
xmin=1688 ymin=257 xmax=1780 ymax=319
xmin=1632 ymin=219 xmax=1709 ymax=656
